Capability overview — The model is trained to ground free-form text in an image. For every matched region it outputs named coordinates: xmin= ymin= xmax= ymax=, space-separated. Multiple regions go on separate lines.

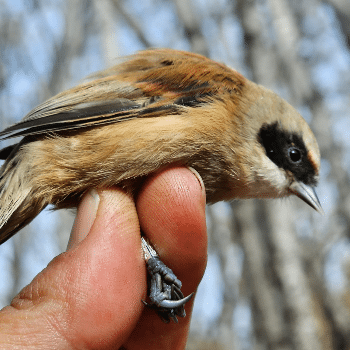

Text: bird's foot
xmin=141 ymin=237 xmax=193 ymax=323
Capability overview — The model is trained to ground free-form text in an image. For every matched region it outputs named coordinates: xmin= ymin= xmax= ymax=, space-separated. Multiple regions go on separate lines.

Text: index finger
xmin=125 ymin=167 xmax=207 ymax=349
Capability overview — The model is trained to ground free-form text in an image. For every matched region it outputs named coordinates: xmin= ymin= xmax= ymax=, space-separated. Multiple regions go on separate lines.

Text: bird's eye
xmin=267 ymin=147 xmax=274 ymax=155
xmin=288 ymin=147 xmax=302 ymax=163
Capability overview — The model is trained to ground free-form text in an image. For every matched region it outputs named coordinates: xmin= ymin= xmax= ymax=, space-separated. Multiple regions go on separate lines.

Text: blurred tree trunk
xmin=326 ymin=0 xmax=350 ymax=48
xmin=232 ymin=0 xmax=345 ymax=349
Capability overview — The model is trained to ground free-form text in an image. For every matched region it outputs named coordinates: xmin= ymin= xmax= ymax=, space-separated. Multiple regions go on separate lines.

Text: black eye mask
xmin=258 ymin=122 xmax=317 ymax=186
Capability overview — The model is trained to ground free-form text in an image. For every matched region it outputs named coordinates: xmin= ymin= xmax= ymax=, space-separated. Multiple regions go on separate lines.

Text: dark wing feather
xmin=0 ymin=144 xmax=16 ymax=159
xmin=0 ymin=49 xmax=244 ymax=140
xmin=0 ymin=99 xmax=140 ymax=139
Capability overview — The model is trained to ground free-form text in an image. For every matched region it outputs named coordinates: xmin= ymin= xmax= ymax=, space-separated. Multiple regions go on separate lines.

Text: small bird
xmin=0 ymin=49 xmax=322 ymax=320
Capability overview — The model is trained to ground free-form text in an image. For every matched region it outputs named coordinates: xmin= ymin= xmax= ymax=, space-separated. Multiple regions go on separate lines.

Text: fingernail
xmin=67 ymin=189 xmax=100 ymax=250
xmin=187 ymin=167 xmax=206 ymax=199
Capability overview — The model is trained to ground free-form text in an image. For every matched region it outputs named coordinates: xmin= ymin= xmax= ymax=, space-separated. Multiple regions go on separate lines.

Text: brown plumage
xmin=0 ymin=49 xmax=322 ymax=245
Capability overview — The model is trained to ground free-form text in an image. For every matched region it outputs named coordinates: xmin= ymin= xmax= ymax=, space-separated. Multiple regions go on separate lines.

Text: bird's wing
xmin=0 ymin=81 xmax=181 ymax=140
xmin=0 ymin=49 xmax=244 ymax=140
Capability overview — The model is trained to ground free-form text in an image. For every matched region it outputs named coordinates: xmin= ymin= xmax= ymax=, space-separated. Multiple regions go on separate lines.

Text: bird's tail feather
xmin=0 ymin=157 xmax=46 ymax=245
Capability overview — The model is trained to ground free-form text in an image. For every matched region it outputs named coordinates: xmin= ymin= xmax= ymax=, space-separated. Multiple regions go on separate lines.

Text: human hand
xmin=0 ymin=167 xmax=207 ymax=349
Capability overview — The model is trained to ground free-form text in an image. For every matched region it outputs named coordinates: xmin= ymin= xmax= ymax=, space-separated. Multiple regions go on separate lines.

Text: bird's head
xmin=237 ymin=82 xmax=322 ymax=214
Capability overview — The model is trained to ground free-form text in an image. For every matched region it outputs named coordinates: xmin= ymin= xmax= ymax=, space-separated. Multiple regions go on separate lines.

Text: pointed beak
xmin=289 ymin=182 xmax=324 ymax=215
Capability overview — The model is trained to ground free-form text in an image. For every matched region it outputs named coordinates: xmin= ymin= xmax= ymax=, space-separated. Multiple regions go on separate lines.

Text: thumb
xmin=1 ymin=188 xmax=146 ymax=350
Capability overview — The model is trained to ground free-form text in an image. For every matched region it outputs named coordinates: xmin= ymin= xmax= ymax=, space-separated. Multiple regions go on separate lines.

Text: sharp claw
xmin=172 ymin=285 xmax=184 ymax=299
xmin=141 ymin=237 xmax=193 ymax=321
xmin=158 ymin=293 xmax=194 ymax=309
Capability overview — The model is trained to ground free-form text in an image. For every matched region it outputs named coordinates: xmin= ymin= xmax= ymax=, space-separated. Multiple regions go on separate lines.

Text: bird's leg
xmin=141 ymin=237 xmax=193 ymax=323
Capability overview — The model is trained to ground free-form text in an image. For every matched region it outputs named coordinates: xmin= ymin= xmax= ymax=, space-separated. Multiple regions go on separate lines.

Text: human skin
xmin=0 ymin=166 xmax=207 ymax=349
